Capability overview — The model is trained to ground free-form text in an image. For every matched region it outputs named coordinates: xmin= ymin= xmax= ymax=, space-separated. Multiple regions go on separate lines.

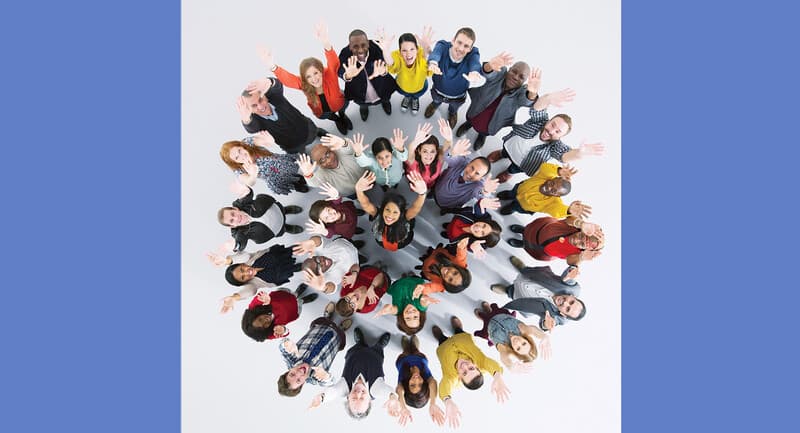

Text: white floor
xmin=182 ymin=1 xmax=620 ymax=431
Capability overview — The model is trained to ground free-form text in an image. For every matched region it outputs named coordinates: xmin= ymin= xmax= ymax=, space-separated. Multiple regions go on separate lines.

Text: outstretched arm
xmin=533 ymin=87 xmax=576 ymax=111
xmin=404 ymin=171 xmax=428 ymax=220
xmin=562 ymin=141 xmax=606 ymax=162
xmin=354 ymin=171 xmax=378 ymax=217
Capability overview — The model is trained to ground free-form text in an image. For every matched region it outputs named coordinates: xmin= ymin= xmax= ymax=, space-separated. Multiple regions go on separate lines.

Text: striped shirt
xmin=502 ymin=108 xmax=571 ymax=176
xmin=279 ymin=322 xmax=342 ymax=387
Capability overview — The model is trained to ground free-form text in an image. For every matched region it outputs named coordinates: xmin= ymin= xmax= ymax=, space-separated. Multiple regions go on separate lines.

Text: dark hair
xmin=345 ymin=400 xmax=372 ymax=420
xmin=371 ymin=137 xmax=393 ymax=158
xmin=241 ymin=305 xmax=274 ymax=342
xmin=454 ymin=27 xmax=476 ymax=44
xmin=398 ymin=33 xmax=418 ymax=48
xmin=552 ymin=114 xmax=573 ymax=134
xmin=463 ymin=373 xmax=484 ymax=390
xmin=225 ymin=264 xmax=245 ymax=286
xmin=413 ymin=135 xmax=441 ymax=178
xmin=401 ymin=369 xmax=431 ymax=408
xmin=335 ymin=297 xmax=355 ymax=317
xmin=397 ymin=308 xmax=426 ymax=335
xmin=375 ymin=192 xmax=410 ymax=244
xmin=349 ymin=29 xmax=367 ymax=39
xmin=277 ymin=372 xmax=303 ymax=397
xmin=308 ymin=200 xmax=332 ymax=225
xmin=453 ymin=215 xmax=502 ymax=248
xmin=571 ymin=299 xmax=587 ymax=321
xmin=429 ymin=251 xmax=471 ymax=293
xmin=472 ymin=156 xmax=491 ymax=176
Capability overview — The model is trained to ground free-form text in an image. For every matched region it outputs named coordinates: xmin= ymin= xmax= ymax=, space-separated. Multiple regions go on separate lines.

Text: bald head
xmin=504 ymin=61 xmax=531 ymax=90
xmin=310 ymin=144 xmax=338 ymax=169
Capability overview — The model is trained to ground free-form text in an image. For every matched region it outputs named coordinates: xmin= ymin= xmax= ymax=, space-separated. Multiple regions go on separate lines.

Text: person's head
xmin=429 ymin=250 xmax=471 ymax=293
xmin=302 ymin=255 xmax=333 ymax=276
xmin=241 ymin=88 xmax=270 ymax=116
xmin=539 ymin=177 xmax=571 ymax=197
xmin=375 ymin=192 xmax=410 ymax=244
xmin=310 ymin=144 xmax=339 ymax=169
xmin=507 ymin=333 xmax=538 ymax=363
xmin=398 ymin=33 xmax=418 ymax=66
xmin=219 ymin=140 xmax=272 ymax=171
xmin=335 ymin=293 xmax=357 ymax=317
xmin=462 ymin=157 xmax=490 ymax=182
xmin=539 ymin=114 xmax=573 ymax=142
xmin=504 ymin=61 xmax=530 ymax=90
xmin=450 ymin=27 xmax=476 ymax=62
xmin=277 ymin=363 xmax=311 ymax=397
xmin=414 ymin=135 xmax=441 ymax=174
xmin=348 ymin=29 xmax=369 ymax=61
xmin=308 ymin=200 xmax=341 ymax=225
xmin=397 ymin=304 xmax=426 ymax=334
xmin=456 ymin=359 xmax=483 ymax=389
xmin=217 ymin=206 xmax=250 ymax=227
xmin=553 ymin=294 xmax=586 ymax=320
xmin=345 ymin=379 xmax=372 ymax=419
xmin=467 ymin=218 xmax=502 ymax=248
xmin=241 ymin=304 xmax=275 ymax=342
xmin=371 ymin=137 xmax=394 ymax=169
xmin=401 ymin=365 xmax=430 ymax=408
xmin=299 ymin=57 xmax=325 ymax=105
xmin=225 ymin=263 xmax=257 ymax=286
xmin=570 ymin=231 xmax=604 ymax=250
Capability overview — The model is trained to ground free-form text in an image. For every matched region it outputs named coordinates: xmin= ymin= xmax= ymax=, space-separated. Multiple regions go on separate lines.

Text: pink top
xmin=405 ymin=159 xmax=445 ymax=189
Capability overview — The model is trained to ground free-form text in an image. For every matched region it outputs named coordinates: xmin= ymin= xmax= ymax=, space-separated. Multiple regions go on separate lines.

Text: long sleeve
xmin=274 ymin=66 xmax=303 ymax=90
xmin=354 ymin=151 xmax=377 ymax=169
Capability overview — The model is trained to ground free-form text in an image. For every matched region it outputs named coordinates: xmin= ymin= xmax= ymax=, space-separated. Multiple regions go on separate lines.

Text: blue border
xmin=2 ymin=1 xmax=180 ymax=432
xmin=623 ymin=1 xmax=798 ymax=431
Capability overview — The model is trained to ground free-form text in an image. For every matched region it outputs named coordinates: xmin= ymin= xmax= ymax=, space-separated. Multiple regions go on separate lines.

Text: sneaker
xmin=509 ymin=224 xmax=525 ymax=234
xmin=473 ymin=134 xmax=486 ymax=151
xmin=424 ymin=102 xmax=439 ymax=118
xmin=284 ymin=224 xmax=304 ymax=234
xmin=456 ymin=122 xmax=471 ymax=137
xmin=381 ymin=99 xmax=392 ymax=115
xmin=301 ymin=293 xmax=318 ymax=304
xmin=490 ymin=284 xmax=508 ymax=295
xmin=354 ymin=326 xmax=365 ymax=345
xmin=294 ymin=180 xmax=309 ymax=193
xmin=509 ymin=255 xmax=526 ymax=271
xmin=295 ymin=283 xmax=309 ymax=298
xmin=496 ymin=171 xmax=512 ymax=184
xmin=340 ymin=318 xmax=353 ymax=331
xmin=507 ymin=238 xmax=524 ymax=248
xmin=378 ymin=332 xmax=391 ymax=348
xmin=334 ymin=116 xmax=348 ymax=135
xmin=400 ymin=96 xmax=410 ymax=112
xmin=448 ymin=112 xmax=458 ymax=128
xmin=355 ymin=208 xmax=366 ymax=217
xmin=360 ymin=105 xmax=369 ymax=121
xmin=499 ymin=203 xmax=515 ymax=216
xmin=431 ymin=325 xmax=444 ymax=341
xmin=358 ymin=254 xmax=367 ymax=264
xmin=410 ymin=98 xmax=419 ymax=115
xmin=440 ymin=231 xmax=448 ymax=238
xmin=283 ymin=205 xmax=303 ymax=214
xmin=316 ymin=128 xmax=328 ymax=138
xmin=341 ymin=112 xmax=354 ymax=130
xmin=496 ymin=190 xmax=514 ymax=201
xmin=442 ymin=222 xmax=450 ymax=230
xmin=487 ymin=150 xmax=503 ymax=163
xmin=352 ymin=240 xmax=365 ymax=249
xmin=354 ymin=227 xmax=365 ymax=235
xmin=450 ymin=316 xmax=463 ymax=332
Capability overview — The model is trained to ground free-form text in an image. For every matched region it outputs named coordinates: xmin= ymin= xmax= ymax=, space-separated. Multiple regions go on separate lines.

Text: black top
xmin=337 ymin=40 xmax=396 ymax=103
xmin=242 ymin=78 xmax=316 ymax=153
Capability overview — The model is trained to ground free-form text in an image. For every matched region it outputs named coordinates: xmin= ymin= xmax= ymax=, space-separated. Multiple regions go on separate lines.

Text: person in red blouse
xmin=240 ymin=285 xmax=318 ymax=342
xmin=507 ymin=216 xmax=604 ymax=267
xmin=335 ymin=265 xmax=390 ymax=317
xmin=305 ymin=182 xmax=366 ymax=249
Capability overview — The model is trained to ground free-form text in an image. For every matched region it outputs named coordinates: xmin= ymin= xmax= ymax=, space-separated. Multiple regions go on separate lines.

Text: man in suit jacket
xmin=338 ymin=29 xmax=396 ymax=121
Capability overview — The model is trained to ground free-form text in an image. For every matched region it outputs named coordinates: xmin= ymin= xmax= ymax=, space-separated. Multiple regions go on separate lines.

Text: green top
xmin=388 ymin=277 xmax=428 ymax=313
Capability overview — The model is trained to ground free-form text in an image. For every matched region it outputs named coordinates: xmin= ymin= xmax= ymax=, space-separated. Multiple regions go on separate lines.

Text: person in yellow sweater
xmin=432 ymin=316 xmax=511 ymax=428
xmin=377 ymin=27 xmax=434 ymax=115
xmin=496 ymin=162 xmax=592 ymax=217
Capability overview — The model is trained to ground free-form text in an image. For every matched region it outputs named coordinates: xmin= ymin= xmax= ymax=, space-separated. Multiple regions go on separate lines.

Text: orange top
xmin=273 ymin=47 xmax=345 ymax=116
xmin=420 ymin=243 xmax=468 ymax=294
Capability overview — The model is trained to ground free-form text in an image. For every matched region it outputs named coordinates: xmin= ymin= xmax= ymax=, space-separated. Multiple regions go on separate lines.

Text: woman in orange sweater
xmin=261 ymin=23 xmax=353 ymax=135
xmin=416 ymin=237 xmax=472 ymax=295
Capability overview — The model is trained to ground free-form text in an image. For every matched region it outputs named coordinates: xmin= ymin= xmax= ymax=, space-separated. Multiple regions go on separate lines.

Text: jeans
xmin=430 ymin=88 xmax=467 ymax=114
xmin=397 ymin=80 xmax=428 ymax=99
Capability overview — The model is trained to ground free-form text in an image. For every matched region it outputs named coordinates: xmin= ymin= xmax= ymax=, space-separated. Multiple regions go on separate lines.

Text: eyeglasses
xmin=344 ymin=296 xmax=356 ymax=310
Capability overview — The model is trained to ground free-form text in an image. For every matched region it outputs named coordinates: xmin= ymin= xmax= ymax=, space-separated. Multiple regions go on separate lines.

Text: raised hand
xmin=305 ymin=219 xmax=329 ymax=236
xmin=527 ymin=67 xmax=542 ymax=95
xmin=568 ymin=201 xmax=592 ymax=219
xmin=272 ymin=324 xmax=287 ymax=338
xmin=397 ymin=405 xmax=413 ymax=426
xmin=220 ymin=239 xmax=236 ymax=252
xmin=543 ymin=310 xmax=556 ymax=331
xmin=220 ymin=295 xmax=237 ymax=314
xmin=549 ymin=88 xmax=577 ymax=107
xmin=343 ymin=55 xmax=365 ymax=80
xmin=246 ymin=78 xmax=270 ymax=95
xmin=564 ymin=265 xmax=581 ymax=281
xmin=417 ymin=25 xmax=434 ymax=53
xmin=253 ymin=130 xmax=276 ymax=148
xmin=350 ymin=132 xmax=365 ymax=155
xmin=412 ymin=284 xmax=424 ymax=299
xmin=257 ymin=45 xmax=274 ymax=71
xmin=411 ymin=122 xmax=433 ymax=146
xmin=391 ymin=128 xmax=408 ymax=151
xmin=375 ymin=27 xmax=394 ymax=53
xmin=483 ymin=178 xmax=500 ymax=195
xmin=304 ymin=267 xmax=326 ymax=290
xmin=444 ymin=399 xmax=462 ymax=429
xmin=479 ymin=196 xmax=501 ymax=212
xmin=383 ymin=397 xmax=401 ymax=418
xmin=462 ymin=70 xmax=482 ymax=84
xmin=313 ymin=21 xmax=330 ymax=48
xmin=581 ymin=221 xmax=600 ymax=236
xmin=318 ymin=182 xmax=340 ymax=200
xmin=429 ymin=402 xmax=445 ymax=426
xmin=370 ymin=59 xmax=388 ymax=79
xmin=292 ymin=238 xmax=318 ymax=256
xmin=420 ymin=295 xmax=440 ymax=306
xmin=242 ymin=160 xmax=259 ymax=177
xmin=282 ymin=338 xmax=298 ymax=354
xmin=374 ymin=304 xmax=395 ymax=318
xmin=437 ymin=117 xmax=453 ymax=142
xmin=355 ymin=170 xmax=376 ymax=192
xmin=308 ymin=393 xmax=324 ymax=410
xmin=310 ymin=366 xmax=330 ymax=381
xmin=428 ymin=62 xmax=442 ymax=75
xmin=558 ymin=163 xmax=578 ymax=180
xmin=579 ymin=249 xmax=602 ymax=261
xmin=580 ymin=140 xmax=606 ymax=156
xmin=296 ymin=154 xmax=317 ymax=177
xmin=456 ymin=237 xmax=470 ymax=251
xmin=491 ymin=373 xmax=511 ymax=403
xmin=470 ymin=240 xmax=487 ymax=259
xmin=341 ymin=271 xmax=357 ymax=288
xmin=365 ymin=286 xmax=379 ymax=304
xmin=509 ymin=362 xmax=535 ymax=374
xmin=539 ymin=335 xmax=552 ymax=360
xmin=320 ymin=133 xmax=345 ymax=150
xmin=229 ymin=180 xmax=251 ymax=197
xmin=450 ymin=138 xmax=472 ymax=157
xmin=206 ymin=252 xmax=230 ymax=267
xmin=407 ymin=171 xmax=428 ymax=195
xmin=488 ymin=51 xmax=514 ymax=71
xmin=236 ymin=96 xmax=253 ymax=123
xmin=256 ymin=291 xmax=271 ymax=305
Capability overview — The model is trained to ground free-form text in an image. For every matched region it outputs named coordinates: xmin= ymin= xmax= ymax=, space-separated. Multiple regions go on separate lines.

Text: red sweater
xmin=248 ymin=290 xmax=299 ymax=339
xmin=274 ymin=47 xmax=345 ymax=116
xmin=339 ymin=266 xmax=388 ymax=314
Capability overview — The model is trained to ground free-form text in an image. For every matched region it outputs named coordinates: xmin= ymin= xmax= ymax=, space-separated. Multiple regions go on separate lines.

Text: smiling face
xmin=375 ymin=150 xmax=393 ymax=169
xmin=228 ymin=146 xmax=253 ymax=165
xmin=221 ymin=209 xmax=250 ymax=227
xmin=319 ymin=206 xmax=340 ymax=224
xmin=286 ymin=363 xmax=310 ymax=389
xmin=450 ymin=33 xmax=474 ymax=62
xmin=306 ymin=256 xmax=333 ymax=275
xmin=539 ymin=178 xmax=568 ymax=197
xmin=504 ymin=62 xmax=530 ymax=90
xmin=303 ymin=65 xmax=323 ymax=89
xmin=469 ymin=221 xmax=491 ymax=238
xmin=417 ymin=143 xmax=438 ymax=166
xmin=382 ymin=201 xmax=401 ymax=226
xmin=252 ymin=312 xmax=274 ymax=329
xmin=570 ymin=232 xmax=602 ymax=250
xmin=554 ymin=294 xmax=583 ymax=319
xmin=509 ymin=334 xmax=531 ymax=356
xmin=311 ymin=145 xmax=339 ymax=169
xmin=233 ymin=264 xmax=257 ymax=283
xmin=408 ymin=366 xmax=424 ymax=394
xmin=245 ymin=93 xmax=270 ymax=116
xmin=463 ymin=159 xmax=489 ymax=182
xmin=440 ymin=266 xmax=463 ymax=287
xmin=400 ymin=41 xmax=418 ymax=65
xmin=402 ymin=304 xmax=420 ymax=328
xmin=347 ymin=379 xmax=371 ymax=415
xmin=348 ymin=34 xmax=369 ymax=61
xmin=456 ymin=359 xmax=480 ymax=383
xmin=539 ymin=117 xmax=570 ymax=141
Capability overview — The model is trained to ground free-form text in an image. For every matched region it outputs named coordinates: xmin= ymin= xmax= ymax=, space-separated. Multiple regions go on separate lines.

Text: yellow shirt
xmin=436 ymin=333 xmax=502 ymax=400
xmin=388 ymin=48 xmax=431 ymax=93
xmin=516 ymin=162 xmax=569 ymax=217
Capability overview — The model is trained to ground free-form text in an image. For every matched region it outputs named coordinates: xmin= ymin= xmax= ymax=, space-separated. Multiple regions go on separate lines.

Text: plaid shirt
xmin=502 ymin=108 xmax=571 ymax=176
xmin=279 ymin=322 xmax=342 ymax=387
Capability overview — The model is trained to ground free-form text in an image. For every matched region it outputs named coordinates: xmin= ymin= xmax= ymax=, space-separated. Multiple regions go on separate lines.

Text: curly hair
xmin=298 ymin=57 xmax=325 ymax=109
xmin=219 ymin=140 xmax=273 ymax=172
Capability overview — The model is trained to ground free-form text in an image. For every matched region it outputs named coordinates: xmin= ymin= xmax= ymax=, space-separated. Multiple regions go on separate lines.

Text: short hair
xmin=472 ymin=156 xmax=491 ymax=176
xmin=397 ymin=309 xmax=426 ymax=335
xmin=277 ymin=373 xmax=303 ymax=397
xmin=336 ymin=297 xmax=355 ymax=317
xmin=552 ymin=114 xmax=573 ymax=135
xmin=463 ymin=373 xmax=484 ymax=390
xmin=241 ymin=305 xmax=274 ymax=342
xmin=454 ymin=27 xmax=476 ymax=44
xmin=308 ymin=200 xmax=331 ymax=225
xmin=225 ymin=264 xmax=245 ymax=286
xmin=349 ymin=29 xmax=367 ymax=40
xmin=570 ymin=299 xmax=587 ymax=321
xmin=398 ymin=33 xmax=418 ymax=48
xmin=371 ymin=137 xmax=393 ymax=157
xmin=217 ymin=206 xmax=236 ymax=227
xmin=344 ymin=399 xmax=372 ymax=420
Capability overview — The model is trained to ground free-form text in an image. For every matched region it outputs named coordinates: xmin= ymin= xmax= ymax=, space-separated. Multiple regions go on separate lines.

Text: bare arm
xmin=354 ymin=171 xmax=378 ymax=216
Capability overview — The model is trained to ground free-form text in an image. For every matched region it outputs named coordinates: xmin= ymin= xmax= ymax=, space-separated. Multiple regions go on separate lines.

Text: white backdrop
xmin=182 ymin=0 xmax=620 ymax=431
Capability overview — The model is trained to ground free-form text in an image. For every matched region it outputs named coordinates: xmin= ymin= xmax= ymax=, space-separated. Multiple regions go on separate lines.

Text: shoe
xmin=334 ymin=116 xmax=348 ymax=135
xmin=474 ymin=308 xmax=483 ymax=319
xmin=352 ymin=240 xmax=365 ymax=249
xmin=378 ymin=332 xmax=391 ymax=348
xmin=354 ymin=326 xmax=364 ymax=345
xmin=411 ymin=334 xmax=419 ymax=349
xmin=450 ymin=316 xmax=463 ymax=332
xmin=355 ymin=208 xmax=366 ymax=217
xmin=432 ymin=325 xmax=444 ymax=341
xmin=439 ymin=208 xmax=451 ymax=216
xmin=509 ymin=256 xmax=526 ymax=271
xmin=448 ymin=112 xmax=458 ymax=128
xmin=481 ymin=301 xmax=491 ymax=312
xmin=499 ymin=203 xmax=515 ymax=216
xmin=301 ymin=293 xmax=318 ymax=304
xmin=487 ymin=150 xmax=503 ymax=163
xmin=442 ymin=222 xmax=450 ymax=230
xmin=283 ymin=205 xmax=303 ymax=214
xmin=424 ymin=102 xmax=439 ymax=118
xmin=284 ymin=224 xmax=304 ymax=234
xmin=400 ymin=96 xmax=410 ymax=112
xmin=340 ymin=318 xmax=353 ymax=331
xmin=473 ymin=134 xmax=486 ymax=151
xmin=496 ymin=190 xmax=514 ymax=201
xmin=455 ymin=121 xmax=471 ymax=137
xmin=341 ymin=112 xmax=353 ymax=130
xmin=360 ymin=105 xmax=369 ymax=121
xmin=294 ymin=181 xmax=309 ymax=193
xmin=295 ymin=283 xmax=309 ymax=298
xmin=496 ymin=171 xmax=512 ymax=184
xmin=382 ymin=100 xmax=392 ymax=115
xmin=410 ymin=98 xmax=419 ymax=114
xmin=490 ymin=284 xmax=508 ymax=295
xmin=324 ymin=301 xmax=335 ymax=318
xmin=354 ymin=227 xmax=365 ymax=235
xmin=509 ymin=224 xmax=525 ymax=234
xmin=358 ymin=254 xmax=367 ymax=264
xmin=316 ymin=128 xmax=328 ymax=138
xmin=440 ymin=231 xmax=448 ymax=238
xmin=401 ymin=335 xmax=409 ymax=352
xmin=507 ymin=238 xmax=524 ymax=248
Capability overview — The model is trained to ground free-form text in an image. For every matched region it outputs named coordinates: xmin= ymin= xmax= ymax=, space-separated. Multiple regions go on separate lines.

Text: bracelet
xmin=304 ymin=172 xmax=313 ymax=179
